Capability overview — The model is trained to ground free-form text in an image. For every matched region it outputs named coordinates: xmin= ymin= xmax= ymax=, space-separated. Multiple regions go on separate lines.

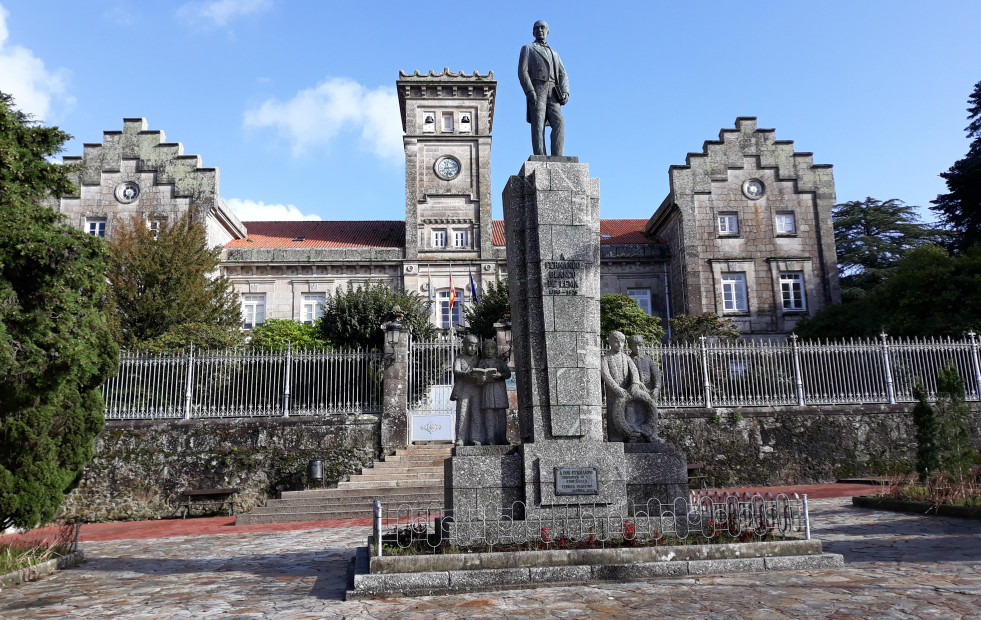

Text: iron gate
xmin=407 ymin=335 xmax=458 ymax=442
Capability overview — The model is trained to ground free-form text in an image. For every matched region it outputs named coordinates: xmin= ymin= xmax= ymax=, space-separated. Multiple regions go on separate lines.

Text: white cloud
xmin=0 ymin=4 xmax=73 ymax=121
xmin=178 ymin=0 xmax=272 ymax=26
xmin=226 ymin=198 xmax=322 ymax=221
xmin=243 ymin=77 xmax=402 ymax=161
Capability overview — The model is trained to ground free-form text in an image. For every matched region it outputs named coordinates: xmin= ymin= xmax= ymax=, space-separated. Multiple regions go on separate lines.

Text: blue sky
xmin=1 ymin=0 xmax=978 ymax=223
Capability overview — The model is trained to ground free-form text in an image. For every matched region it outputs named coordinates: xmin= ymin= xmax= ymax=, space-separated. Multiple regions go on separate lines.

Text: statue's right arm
xmin=518 ymin=46 xmax=534 ymax=97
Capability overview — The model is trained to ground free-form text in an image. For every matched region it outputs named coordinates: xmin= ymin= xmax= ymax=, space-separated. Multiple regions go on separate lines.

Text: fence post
xmin=380 ymin=316 xmax=410 ymax=455
xmin=790 ymin=334 xmax=805 ymax=406
xmin=968 ymin=332 xmax=981 ymax=400
xmin=880 ymin=333 xmax=896 ymax=404
xmin=183 ymin=343 xmax=195 ymax=419
xmin=699 ymin=336 xmax=712 ymax=409
xmin=283 ymin=342 xmax=292 ymax=417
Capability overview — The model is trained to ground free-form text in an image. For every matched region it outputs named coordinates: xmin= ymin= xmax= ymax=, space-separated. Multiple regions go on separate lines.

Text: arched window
xmin=437 ymin=288 xmax=465 ymax=329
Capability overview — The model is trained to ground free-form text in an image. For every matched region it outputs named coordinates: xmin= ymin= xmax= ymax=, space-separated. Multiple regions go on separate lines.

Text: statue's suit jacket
xmin=518 ymin=42 xmax=569 ymax=123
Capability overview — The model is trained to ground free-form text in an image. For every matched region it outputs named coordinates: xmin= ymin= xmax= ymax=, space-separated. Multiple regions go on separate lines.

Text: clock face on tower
xmin=434 ymin=155 xmax=461 ymax=180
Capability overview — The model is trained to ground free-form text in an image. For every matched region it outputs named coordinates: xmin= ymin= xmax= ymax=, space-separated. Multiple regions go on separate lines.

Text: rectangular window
xmin=432 ymin=229 xmax=447 ymax=248
xmin=775 ymin=213 xmax=797 ymax=235
xmin=301 ymin=293 xmax=326 ymax=324
xmin=423 ymin=111 xmax=436 ymax=133
xmin=626 ymin=288 xmax=652 ymax=314
xmin=720 ymin=273 xmax=748 ymax=313
xmin=780 ymin=272 xmax=806 ymax=311
xmin=717 ymin=213 xmax=738 ymax=235
xmin=438 ymin=289 xmax=464 ymax=328
xmin=146 ymin=217 xmax=164 ymax=240
xmin=459 ymin=112 xmax=472 ymax=132
xmin=241 ymin=294 xmax=266 ymax=329
xmin=452 ymin=230 xmax=468 ymax=248
xmin=441 ymin=111 xmax=454 ymax=132
xmin=86 ymin=217 xmax=107 ymax=237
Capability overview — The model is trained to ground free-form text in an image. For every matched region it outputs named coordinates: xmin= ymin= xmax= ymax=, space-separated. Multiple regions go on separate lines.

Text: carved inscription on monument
xmin=554 ymin=466 xmax=599 ymax=495
xmin=544 ymin=260 xmax=587 ymax=296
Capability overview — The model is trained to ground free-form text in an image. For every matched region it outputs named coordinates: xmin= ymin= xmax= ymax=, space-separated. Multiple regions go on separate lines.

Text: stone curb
xmin=370 ymin=539 xmax=823 ymax=573
xmin=0 ymin=550 xmax=85 ymax=588
xmin=852 ymin=496 xmax=981 ymax=520
xmin=346 ymin=551 xmax=844 ymax=599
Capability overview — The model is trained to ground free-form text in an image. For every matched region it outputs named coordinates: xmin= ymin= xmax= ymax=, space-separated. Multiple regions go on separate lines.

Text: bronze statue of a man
xmin=518 ymin=20 xmax=570 ymax=157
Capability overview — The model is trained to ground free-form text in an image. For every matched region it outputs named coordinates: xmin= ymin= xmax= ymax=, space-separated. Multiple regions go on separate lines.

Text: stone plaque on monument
xmin=554 ymin=466 xmax=598 ymax=495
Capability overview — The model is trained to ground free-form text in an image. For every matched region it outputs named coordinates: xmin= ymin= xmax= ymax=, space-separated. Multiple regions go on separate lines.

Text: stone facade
xmin=646 ymin=117 xmax=841 ymax=337
xmin=53 ymin=118 xmax=245 ymax=248
xmin=53 ymin=88 xmax=837 ymax=339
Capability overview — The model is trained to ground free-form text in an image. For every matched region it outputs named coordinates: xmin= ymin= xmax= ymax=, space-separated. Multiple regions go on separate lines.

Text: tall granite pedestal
xmin=445 ymin=157 xmax=687 ymax=520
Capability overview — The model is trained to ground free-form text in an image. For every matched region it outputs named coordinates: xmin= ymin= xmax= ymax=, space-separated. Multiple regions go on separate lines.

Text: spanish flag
xmin=448 ymin=275 xmax=456 ymax=309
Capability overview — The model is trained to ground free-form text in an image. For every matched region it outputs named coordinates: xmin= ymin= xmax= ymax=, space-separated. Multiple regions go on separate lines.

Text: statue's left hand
xmin=559 ymin=92 xmax=569 ymax=105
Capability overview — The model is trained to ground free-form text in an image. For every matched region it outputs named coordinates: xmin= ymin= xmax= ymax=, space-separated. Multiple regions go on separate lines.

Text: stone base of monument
xmin=345 ymin=539 xmax=844 ymax=599
xmin=444 ymin=442 xmax=689 ymax=519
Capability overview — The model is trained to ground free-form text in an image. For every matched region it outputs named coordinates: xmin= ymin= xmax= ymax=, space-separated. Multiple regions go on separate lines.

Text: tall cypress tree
xmin=0 ymin=94 xmax=118 ymax=529
xmin=931 ymin=80 xmax=981 ymax=251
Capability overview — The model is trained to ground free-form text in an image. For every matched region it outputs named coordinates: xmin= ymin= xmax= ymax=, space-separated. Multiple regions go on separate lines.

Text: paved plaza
xmin=1 ymin=497 xmax=979 ymax=619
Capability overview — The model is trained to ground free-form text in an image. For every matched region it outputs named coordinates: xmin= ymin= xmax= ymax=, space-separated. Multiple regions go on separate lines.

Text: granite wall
xmin=660 ymin=404 xmax=981 ymax=487
xmin=58 ymin=415 xmax=380 ymax=523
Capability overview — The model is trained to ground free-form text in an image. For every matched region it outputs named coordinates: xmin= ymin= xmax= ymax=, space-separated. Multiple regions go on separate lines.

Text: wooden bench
xmin=177 ymin=488 xmax=240 ymax=519
xmin=687 ymin=463 xmax=708 ymax=489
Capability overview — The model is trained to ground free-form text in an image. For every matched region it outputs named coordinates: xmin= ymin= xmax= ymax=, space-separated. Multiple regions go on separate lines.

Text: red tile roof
xmin=492 ymin=219 xmax=662 ymax=245
xmin=226 ymin=219 xmax=663 ymax=249
xmin=225 ymin=221 xmax=405 ymax=249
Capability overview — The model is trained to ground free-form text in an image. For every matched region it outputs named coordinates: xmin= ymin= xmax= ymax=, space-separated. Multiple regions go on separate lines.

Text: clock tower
xmin=397 ymin=69 xmax=497 ymax=262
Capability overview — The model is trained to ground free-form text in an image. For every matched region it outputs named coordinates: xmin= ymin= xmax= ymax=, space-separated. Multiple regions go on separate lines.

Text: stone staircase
xmin=235 ymin=444 xmax=452 ymax=525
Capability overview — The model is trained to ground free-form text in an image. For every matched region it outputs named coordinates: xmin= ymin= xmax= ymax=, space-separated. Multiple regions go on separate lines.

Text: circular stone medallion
xmin=115 ymin=181 xmax=141 ymax=203
xmin=742 ymin=178 xmax=765 ymax=200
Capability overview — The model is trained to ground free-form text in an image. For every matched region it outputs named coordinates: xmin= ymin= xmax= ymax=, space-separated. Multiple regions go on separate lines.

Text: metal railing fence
xmin=102 ymin=346 xmax=383 ymax=419
xmin=651 ymin=333 xmax=981 ymax=408
xmin=372 ymin=491 xmax=809 ymax=554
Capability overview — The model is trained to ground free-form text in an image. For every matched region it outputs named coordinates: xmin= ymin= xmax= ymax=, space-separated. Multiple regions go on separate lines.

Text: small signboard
xmin=554 ymin=466 xmax=599 ymax=495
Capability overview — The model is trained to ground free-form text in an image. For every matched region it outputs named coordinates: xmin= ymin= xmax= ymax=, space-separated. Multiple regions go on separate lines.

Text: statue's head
xmin=482 ymin=339 xmax=498 ymax=358
xmin=463 ymin=334 xmax=479 ymax=354
xmin=608 ymin=331 xmax=625 ymax=352
xmin=628 ymin=334 xmax=646 ymax=356
xmin=533 ymin=20 xmax=549 ymax=41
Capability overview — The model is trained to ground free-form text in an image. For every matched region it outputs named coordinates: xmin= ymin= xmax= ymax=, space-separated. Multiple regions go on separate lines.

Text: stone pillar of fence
xmin=380 ymin=321 xmax=410 ymax=455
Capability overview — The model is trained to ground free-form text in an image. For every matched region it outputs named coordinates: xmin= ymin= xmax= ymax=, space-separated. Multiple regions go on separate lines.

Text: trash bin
xmin=307 ymin=460 xmax=323 ymax=482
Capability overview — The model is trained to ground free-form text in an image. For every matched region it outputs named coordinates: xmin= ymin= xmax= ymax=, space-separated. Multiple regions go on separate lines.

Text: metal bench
xmin=177 ymin=488 xmax=240 ymax=518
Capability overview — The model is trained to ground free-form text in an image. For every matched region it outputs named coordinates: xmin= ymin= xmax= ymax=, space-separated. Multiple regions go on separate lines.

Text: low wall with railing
xmin=57 ymin=414 xmax=380 ymax=523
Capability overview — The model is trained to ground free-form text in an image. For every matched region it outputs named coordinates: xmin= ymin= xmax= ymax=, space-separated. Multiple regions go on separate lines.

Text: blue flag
xmin=469 ymin=271 xmax=479 ymax=305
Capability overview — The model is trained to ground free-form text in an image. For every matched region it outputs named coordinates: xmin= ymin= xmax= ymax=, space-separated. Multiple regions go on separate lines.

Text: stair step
xmin=266 ymin=492 xmax=443 ymax=507
xmin=281 ymin=486 xmax=443 ymax=499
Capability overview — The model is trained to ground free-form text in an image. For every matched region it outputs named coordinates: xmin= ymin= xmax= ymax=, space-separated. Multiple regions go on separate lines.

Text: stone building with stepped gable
xmin=646 ymin=117 xmax=840 ymax=335
xmin=52 ymin=75 xmax=838 ymax=338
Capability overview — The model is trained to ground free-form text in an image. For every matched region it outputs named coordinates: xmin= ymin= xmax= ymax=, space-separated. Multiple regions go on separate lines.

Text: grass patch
xmin=0 ymin=522 xmax=79 ymax=576
xmin=879 ymin=471 xmax=981 ymax=508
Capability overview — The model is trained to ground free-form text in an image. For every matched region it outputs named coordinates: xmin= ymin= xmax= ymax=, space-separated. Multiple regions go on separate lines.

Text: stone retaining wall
xmin=59 ymin=403 xmax=979 ymax=522
xmin=660 ymin=403 xmax=981 ymax=487
xmin=58 ymin=415 xmax=380 ymax=522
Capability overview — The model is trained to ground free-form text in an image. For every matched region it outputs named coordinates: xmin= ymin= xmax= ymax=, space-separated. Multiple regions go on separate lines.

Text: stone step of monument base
xmin=237 ymin=444 xmax=452 ymax=525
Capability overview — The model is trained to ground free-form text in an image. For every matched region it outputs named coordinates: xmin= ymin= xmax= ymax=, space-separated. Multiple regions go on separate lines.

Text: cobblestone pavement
xmin=1 ymin=498 xmax=978 ymax=619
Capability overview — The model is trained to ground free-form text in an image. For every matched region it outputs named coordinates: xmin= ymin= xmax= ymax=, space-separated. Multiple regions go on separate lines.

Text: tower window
xmin=441 ymin=112 xmax=454 ymax=132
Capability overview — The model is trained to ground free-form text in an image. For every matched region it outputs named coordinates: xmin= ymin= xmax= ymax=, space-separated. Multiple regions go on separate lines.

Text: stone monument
xmin=444 ymin=22 xmax=687 ymax=521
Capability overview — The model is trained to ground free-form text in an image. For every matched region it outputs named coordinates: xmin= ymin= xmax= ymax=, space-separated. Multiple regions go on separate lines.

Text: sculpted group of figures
xmin=452 ymin=331 xmax=665 ymax=446
xmin=451 ymin=336 xmax=512 ymax=446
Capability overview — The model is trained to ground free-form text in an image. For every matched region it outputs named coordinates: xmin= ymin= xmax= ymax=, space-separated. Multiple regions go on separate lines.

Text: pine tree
xmin=463 ymin=280 xmax=510 ymax=340
xmin=0 ymin=93 xmax=118 ymax=529
xmin=834 ymin=197 xmax=947 ymax=292
xmin=317 ymin=282 xmax=435 ymax=349
xmin=106 ymin=213 xmax=242 ymax=349
xmin=931 ymin=80 xmax=981 ymax=251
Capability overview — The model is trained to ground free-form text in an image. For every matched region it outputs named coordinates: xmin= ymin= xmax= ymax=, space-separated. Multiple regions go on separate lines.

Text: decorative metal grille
xmin=102 ymin=346 xmax=383 ymax=419
xmin=373 ymin=491 xmax=809 ymax=554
